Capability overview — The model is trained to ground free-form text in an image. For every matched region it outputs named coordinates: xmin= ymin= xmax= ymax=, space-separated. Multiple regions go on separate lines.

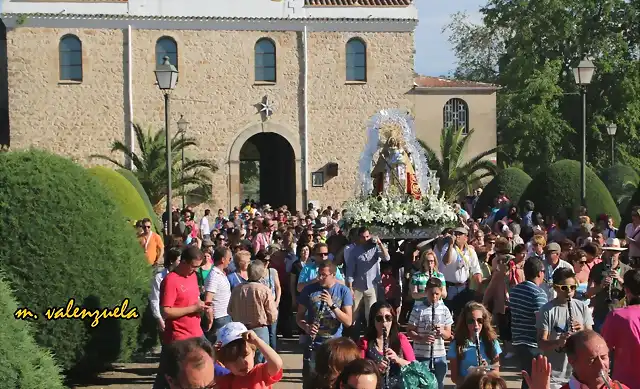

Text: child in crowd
xmin=214 ymin=322 xmax=284 ymax=389
xmin=447 ymin=301 xmax=502 ymax=385
xmin=407 ymin=278 xmax=453 ymax=389
xmin=380 ymin=262 xmax=401 ymax=314
xmin=537 ymin=267 xmax=592 ymax=389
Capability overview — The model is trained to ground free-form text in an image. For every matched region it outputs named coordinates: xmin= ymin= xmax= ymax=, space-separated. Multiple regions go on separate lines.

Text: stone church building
xmin=0 ymin=0 xmax=495 ymax=211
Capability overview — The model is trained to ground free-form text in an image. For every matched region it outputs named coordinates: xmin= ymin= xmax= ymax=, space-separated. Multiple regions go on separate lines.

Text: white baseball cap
xmin=216 ymin=322 xmax=248 ymax=347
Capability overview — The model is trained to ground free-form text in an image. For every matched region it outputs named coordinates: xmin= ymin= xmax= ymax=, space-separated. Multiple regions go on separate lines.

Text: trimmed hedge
xmin=0 ymin=274 xmax=65 ymax=389
xmin=88 ymin=166 xmax=150 ymax=225
xmin=518 ymin=159 xmax=621 ymax=224
xmin=117 ymin=168 xmax=162 ymax=233
xmin=620 ymin=186 xmax=640 ymax=234
xmin=0 ymin=150 xmax=151 ymax=375
xmin=473 ymin=167 xmax=532 ymax=218
xmin=600 ymin=164 xmax=639 ymax=214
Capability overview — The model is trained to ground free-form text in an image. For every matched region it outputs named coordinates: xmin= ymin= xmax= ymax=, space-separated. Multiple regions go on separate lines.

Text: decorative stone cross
xmin=259 ymin=95 xmax=275 ymax=120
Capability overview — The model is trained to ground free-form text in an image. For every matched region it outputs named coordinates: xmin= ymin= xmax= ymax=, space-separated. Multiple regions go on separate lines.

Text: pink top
xmin=601 ymin=305 xmax=640 ymax=389
xmin=357 ymin=333 xmax=416 ymax=361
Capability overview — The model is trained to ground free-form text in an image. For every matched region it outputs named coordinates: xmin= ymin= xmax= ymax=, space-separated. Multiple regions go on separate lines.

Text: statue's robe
xmin=371 ymin=148 xmax=422 ymax=200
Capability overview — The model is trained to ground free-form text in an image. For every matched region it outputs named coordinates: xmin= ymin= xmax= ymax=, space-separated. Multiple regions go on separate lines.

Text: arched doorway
xmin=238 ymin=132 xmax=296 ymax=210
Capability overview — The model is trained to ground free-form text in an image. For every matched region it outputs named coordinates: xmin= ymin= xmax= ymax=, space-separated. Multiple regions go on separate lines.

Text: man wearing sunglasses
xmin=541 ymin=242 xmax=574 ymax=301
xmin=139 ymin=218 xmax=164 ymax=267
xmin=441 ymin=226 xmax=483 ymax=318
xmin=537 ymin=267 xmax=593 ymax=389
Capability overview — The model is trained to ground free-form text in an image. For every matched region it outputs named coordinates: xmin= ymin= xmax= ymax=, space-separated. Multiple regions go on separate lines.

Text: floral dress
xmin=365 ymin=341 xmax=402 ymax=389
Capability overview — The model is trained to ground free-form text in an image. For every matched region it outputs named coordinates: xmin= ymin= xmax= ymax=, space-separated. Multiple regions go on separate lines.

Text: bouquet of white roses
xmin=342 ymin=194 xmax=458 ymax=233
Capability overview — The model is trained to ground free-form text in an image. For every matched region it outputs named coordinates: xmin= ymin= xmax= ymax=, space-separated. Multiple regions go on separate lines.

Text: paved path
xmin=72 ymin=337 xmax=524 ymax=389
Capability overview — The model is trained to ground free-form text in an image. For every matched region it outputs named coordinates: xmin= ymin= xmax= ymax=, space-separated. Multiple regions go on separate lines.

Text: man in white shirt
xmin=439 ymin=226 xmax=483 ymax=318
xmin=625 ymin=207 xmax=640 ymax=267
xmin=199 ymin=209 xmax=211 ymax=240
xmin=204 ymin=247 xmax=232 ymax=342
xmin=541 ymin=242 xmax=574 ymax=300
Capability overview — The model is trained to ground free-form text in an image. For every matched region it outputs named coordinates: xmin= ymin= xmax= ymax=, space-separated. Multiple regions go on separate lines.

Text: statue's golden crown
xmin=378 ymin=122 xmax=405 ymax=148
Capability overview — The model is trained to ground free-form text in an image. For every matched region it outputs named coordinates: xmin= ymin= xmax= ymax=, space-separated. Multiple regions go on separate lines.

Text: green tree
xmin=443 ymin=11 xmax=507 ymax=83
xmin=91 ymin=123 xmax=218 ymax=207
xmin=448 ymin=0 xmax=640 ymax=174
xmin=419 ymin=126 xmax=498 ymax=201
xmin=0 ymin=274 xmax=65 ymax=389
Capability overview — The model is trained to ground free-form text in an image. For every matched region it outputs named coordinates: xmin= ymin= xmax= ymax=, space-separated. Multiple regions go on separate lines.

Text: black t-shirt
xmin=291 ymin=260 xmax=303 ymax=297
xmin=588 ymin=260 xmax=631 ymax=322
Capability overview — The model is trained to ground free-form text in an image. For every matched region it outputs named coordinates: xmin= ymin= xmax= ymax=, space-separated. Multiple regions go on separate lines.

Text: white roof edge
xmin=1 ymin=0 xmax=418 ymax=20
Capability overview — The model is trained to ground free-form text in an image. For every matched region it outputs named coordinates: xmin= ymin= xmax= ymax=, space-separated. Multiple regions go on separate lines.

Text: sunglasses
xmin=554 ymin=284 xmax=577 ymax=292
xmin=143 ymin=225 xmax=151 ymax=229
xmin=375 ymin=314 xmax=393 ymax=323
xmin=466 ymin=317 xmax=484 ymax=325
xmin=318 ymin=252 xmax=329 ymax=257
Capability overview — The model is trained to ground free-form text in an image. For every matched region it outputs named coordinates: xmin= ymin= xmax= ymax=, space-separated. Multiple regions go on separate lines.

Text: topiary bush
xmin=473 ymin=167 xmax=532 ymax=218
xmin=88 ymin=166 xmax=151 ymax=225
xmin=518 ymin=159 xmax=620 ymax=225
xmin=600 ymin=164 xmax=640 ymax=215
xmin=619 ymin=186 xmax=640 ymax=234
xmin=117 ymin=168 xmax=162 ymax=233
xmin=0 ymin=150 xmax=152 ymax=376
xmin=0 ymin=274 xmax=66 ymax=389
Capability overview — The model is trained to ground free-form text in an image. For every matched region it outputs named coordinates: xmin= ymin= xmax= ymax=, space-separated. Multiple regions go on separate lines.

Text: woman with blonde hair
xmin=307 ymin=337 xmax=361 ymax=389
xmin=447 ymin=302 xmax=502 ymax=386
xmin=411 ymin=249 xmax=448 ymax=300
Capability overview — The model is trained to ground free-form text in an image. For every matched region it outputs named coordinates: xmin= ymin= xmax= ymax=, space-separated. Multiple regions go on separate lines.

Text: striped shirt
xmin=204 ymin=267 xmax=231 ymax=319
xmin=409 ymin=300 xmax=453 ymax=358
xmin=411 ymin=271 xmax=446 ymax=294
xmin=510 ymin=280 xmax=547 ymax=347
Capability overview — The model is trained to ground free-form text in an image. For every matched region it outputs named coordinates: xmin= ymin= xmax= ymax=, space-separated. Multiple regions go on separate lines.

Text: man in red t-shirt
xmin=153 ymin=245 xmax=211 ymax=389
xmin=556 ymin=330 xmax=630 ymax=389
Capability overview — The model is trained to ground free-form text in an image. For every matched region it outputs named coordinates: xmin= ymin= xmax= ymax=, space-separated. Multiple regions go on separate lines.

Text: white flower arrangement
xmin=342 ymin=194 xmax=458 ymax=235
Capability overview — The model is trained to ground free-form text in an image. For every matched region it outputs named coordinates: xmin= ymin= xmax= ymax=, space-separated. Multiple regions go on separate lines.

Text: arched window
xmin=443 ymin=98 xmax=469 ymax=134
xmin=255 ymin=38 xmax=276 ymax=82
xmin=156 ymin=37 xmax=178 ymax=70
xmin=59 ymin=35 xmax=82 ymax=82
xmin=346 ymin=38 xmax=366 ymax=82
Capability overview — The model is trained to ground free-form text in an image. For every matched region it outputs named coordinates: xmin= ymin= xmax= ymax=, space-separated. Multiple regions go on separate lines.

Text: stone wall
xmin=6 ymin=26 xmax=414 ymax=211
xmin=6 ymin=27 xmax=125 ymax=163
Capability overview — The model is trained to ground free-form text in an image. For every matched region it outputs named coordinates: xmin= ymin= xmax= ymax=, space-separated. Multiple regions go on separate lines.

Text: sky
xmin=414 ymin=0 xmax=484 ymax=77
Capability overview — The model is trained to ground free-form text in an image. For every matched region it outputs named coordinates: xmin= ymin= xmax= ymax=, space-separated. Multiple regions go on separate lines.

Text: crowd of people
xmin=132 ymin=196 xmax=640 ymax=389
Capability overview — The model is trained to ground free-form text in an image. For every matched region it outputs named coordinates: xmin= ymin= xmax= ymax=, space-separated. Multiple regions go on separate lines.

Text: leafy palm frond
xmin=91 ymin=122 xmax=218 ymax=207
xmin=418 ymin=126 xmax=499 ymax=201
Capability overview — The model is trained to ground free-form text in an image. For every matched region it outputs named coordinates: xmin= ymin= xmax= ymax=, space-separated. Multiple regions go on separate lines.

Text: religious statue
xmin=371 ymin=123 xmax=422 ymax=200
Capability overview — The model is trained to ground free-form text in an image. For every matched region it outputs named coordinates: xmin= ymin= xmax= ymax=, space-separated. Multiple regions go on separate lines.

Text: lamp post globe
xmin=573 ymin=58 xmax=596 ymax=86
xmin=154 ymin=56 xmax=179 ymax=237
xmin=154 ymin=56 xmax=178 ymax=90
xmin=177 ymin=115 xmax=189 ymax=133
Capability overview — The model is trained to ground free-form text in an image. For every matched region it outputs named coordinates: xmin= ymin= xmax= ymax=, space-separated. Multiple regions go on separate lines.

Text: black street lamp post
xmin=154 ymin=56 xmax=178 ymax=237
xmin=177 ymin=115 xmax=189 ymax=209
xmin=572 ymin=57 xmax=596 ymax=207
xmin=606 ymin=123 xmax=617 ymax=166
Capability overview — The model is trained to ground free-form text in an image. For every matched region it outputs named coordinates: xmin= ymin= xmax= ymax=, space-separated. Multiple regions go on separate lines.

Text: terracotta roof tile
xmin=305 ymin=0 xmax=412 ymax=6
xmin=414 ymin=76 xmax=498 ymax=88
